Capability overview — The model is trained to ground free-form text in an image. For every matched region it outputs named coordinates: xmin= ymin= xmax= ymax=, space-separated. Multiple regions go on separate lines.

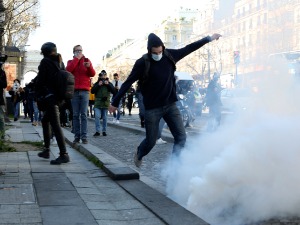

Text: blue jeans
xmin=13 ymin=102 xmax=20 ymax=119
xmin=94 ymin=107 xmax=108 ymax=132
xmin=137 ymin=103 xmax=186 ymax=159
xmin=33 ymin=101 xmax=39 ymax=122
xmin=71 ymin=90 xmax=89 ymax=140
xmin=113 ymin=101 xmax=121 ymax=120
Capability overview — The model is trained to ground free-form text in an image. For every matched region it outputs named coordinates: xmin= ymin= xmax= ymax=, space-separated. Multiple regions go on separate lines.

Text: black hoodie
xmin=112 ymin=33 xmax=211 ymax=110
xmin=35 ymin=54 xmax=63 ymax=100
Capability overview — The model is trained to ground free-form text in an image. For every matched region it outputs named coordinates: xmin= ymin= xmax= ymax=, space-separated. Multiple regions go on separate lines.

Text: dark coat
xmin=111 ymin=34 xmax=211 ymax=110
xmin=35 ymin=54 xmax=62 ymax=102
xmin=0 ymin=69 xmax=7 ymax=106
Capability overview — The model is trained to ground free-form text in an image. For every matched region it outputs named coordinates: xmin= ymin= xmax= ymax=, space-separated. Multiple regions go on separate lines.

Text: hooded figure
xmin=110 ymin=32 xmax=222 ymax=167
xmin=147 ymin=33 xmax=164 ymax=51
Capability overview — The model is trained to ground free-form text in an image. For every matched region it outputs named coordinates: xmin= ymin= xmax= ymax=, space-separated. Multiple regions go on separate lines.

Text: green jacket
xmin=91 ymin=79 xmax=115 ymax=108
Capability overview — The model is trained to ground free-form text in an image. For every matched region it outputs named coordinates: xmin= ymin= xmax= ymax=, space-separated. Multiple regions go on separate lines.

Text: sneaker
xmin=134 ymin=149 xmax=142 ymax=168
xmin=93 ymin=132 xmax=100 ymax=137
xmin=73 ymin=138 xmax=80 ymax=144
xmin=116 ymin=120 xmax=120 ymax=124
xmin=50 ymin=153 xmax=70 ymax=165
xmin=112 ymin=118 xmax=116 ymax=123
xmin=102 ymin=132 xmax=107 ymax=136
xmin=38 ymin=148 xmax=50 ymax=159
xmin=82 ymin=139 xmax=88 ymax=144
xmin=156 ymin=138 xmax=167 ymax=145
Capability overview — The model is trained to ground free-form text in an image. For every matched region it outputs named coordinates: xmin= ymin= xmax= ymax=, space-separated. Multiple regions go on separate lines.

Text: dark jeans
xmin=41 ymin=97 xmax=66 ymax=154
xmin=127 ymin=97 xmax=133 ymax=113
xmin=208 ymin=104 xmax=221 ymax=131
xmin=137 ymin=103 xmax=186 ymax=159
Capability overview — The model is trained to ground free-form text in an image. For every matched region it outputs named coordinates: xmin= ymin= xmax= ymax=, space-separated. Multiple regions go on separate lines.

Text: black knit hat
xmin=147 ymin=33 xmax=164 ymax=50
xmin=99 ymin=70 xmax=107 ymax=76
xmin=41 ymin=42 xmax=57 ymax=56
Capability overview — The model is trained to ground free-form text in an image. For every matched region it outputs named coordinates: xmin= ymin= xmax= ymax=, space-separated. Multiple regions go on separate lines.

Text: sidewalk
xmin=0 ymin=120 xmax=209 ymax=225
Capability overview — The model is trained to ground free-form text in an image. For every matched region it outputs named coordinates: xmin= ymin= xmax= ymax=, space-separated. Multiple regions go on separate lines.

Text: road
xmin=65 ymin=108 xmax=210 ymax=194
xmin=64 ymin=108 xmax=300 ymax=224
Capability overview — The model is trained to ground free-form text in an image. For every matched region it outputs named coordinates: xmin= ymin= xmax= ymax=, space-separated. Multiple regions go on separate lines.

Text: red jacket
xmin=66 ymin=56 xmax=96 ymax=91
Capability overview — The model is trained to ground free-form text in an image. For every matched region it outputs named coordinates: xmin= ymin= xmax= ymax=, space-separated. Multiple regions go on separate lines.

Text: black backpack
xmin=138 ymin=49 xmax=176 ymax=88
xmin=45 ymin=58 xmax=75 ymax=100
xmin=54 ymin=69 xmax=75 ymax=100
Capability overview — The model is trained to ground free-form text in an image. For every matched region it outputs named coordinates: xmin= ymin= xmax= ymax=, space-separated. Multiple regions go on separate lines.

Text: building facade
xmin=102 ymin=0 xmax=300 ymax=88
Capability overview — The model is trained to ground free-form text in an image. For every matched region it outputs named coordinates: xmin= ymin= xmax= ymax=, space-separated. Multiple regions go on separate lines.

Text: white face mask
xmin=152 ymin=53 xmax=163 ymax=61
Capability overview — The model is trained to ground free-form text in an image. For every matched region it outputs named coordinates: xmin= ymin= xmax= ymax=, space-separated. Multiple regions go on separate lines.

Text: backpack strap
xmin=164 ymin=49 xmax=176 ymax=71
xmin=137 ymin=54 xmax=150 ymax=88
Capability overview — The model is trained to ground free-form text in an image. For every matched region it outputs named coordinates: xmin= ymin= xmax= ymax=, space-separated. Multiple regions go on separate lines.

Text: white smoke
xmin=163 ymin=61 xmax=300 ymax=224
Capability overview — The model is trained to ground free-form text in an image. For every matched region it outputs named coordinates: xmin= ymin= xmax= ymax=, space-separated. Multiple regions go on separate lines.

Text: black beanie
xmin=41 ymin=42 xmax=57 ymax=56
xmin=147 ymin=33 xmax=164 ymax=50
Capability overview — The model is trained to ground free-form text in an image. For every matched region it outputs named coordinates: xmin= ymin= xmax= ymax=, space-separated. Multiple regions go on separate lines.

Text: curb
xmin=64 ymin=130 xmax=139 ymax=180
xmin=63 ymin=128 xmax=210 ymax=225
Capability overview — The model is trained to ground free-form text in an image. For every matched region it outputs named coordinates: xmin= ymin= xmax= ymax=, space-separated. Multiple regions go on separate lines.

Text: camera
xmin=98 ymin=77 xmax=109 ymax=83
xmin=101 ymin=96 xmax=108 ymax=101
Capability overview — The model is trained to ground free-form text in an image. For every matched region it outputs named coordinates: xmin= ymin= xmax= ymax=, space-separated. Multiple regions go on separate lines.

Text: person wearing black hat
xmin=91 ymin=71 xmax=115 ymax=137
xmin=205 ymin=72 xmax=222 ymax=131
xmin=109 ymin=32 xmax=222 ymax=167
xmin=35 ymin=42 xmax=70 ymax=165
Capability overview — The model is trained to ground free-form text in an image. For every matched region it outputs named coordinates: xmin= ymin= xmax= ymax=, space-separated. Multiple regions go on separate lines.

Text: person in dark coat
xmin=0 ymin=58 xmax=7 ymax=139
xmin=109 ymin=32 xmax=222 ymax=167
xmin=91 ymin=72 xmax=115 ymax=137
xmin=205 ymin=72 xmax=222 ymax=131
xmin=35 ymin=42 xmax=70 ymax=165
xmin=126 ymin=85 xmax=135 ymax=115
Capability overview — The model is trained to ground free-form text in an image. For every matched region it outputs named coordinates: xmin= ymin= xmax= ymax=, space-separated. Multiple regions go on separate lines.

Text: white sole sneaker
xmin=156 ymin=138 xmax=167 ymax=145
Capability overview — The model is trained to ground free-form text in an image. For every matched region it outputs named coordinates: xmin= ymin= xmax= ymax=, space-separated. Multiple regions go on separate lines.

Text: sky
xmin=27 ymin=0 xmax=208 ymax=66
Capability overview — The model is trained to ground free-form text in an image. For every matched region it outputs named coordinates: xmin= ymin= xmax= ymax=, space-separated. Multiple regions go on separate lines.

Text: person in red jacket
xmin=66 ymin=45 xmax=96 ymax=144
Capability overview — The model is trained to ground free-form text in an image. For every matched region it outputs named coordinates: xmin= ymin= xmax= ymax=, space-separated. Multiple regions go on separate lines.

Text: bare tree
xmin=4 ymin=0 xmax=39 ymax=47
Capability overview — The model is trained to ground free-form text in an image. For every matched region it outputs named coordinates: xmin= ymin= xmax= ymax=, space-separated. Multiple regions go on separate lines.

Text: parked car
xmin=221 ymin=88 xmax=252 ymax=112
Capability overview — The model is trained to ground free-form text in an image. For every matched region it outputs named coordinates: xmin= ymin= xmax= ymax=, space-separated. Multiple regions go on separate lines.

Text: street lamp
xmin=0 ymin=0 xmax=5 ymax=54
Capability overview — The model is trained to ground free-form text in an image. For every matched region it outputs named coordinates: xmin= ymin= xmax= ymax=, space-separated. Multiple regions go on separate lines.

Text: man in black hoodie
xmin=35 ymin=42 xmax=70 ymax=165
xmin=109 ymin=33 xmax=221 ymax=167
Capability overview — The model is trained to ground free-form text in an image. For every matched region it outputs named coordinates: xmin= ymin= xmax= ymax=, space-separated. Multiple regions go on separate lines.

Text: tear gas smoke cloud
xmin=162 ymin=59 xmax=300 ymax=225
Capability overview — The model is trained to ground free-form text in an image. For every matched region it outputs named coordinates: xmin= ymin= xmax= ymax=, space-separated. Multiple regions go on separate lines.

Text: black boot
xmin=38 ymin=148 xmax=50 ymax=159
xmin=50 ymin=153 xmax=70 ymax=165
